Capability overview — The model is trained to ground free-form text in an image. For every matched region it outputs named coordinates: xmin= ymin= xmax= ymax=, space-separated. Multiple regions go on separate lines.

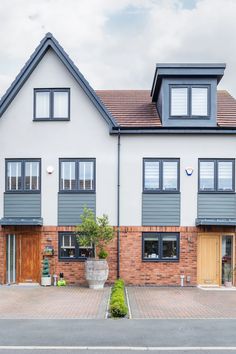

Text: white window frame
xmin=34 ymin=88 xmax=70 ymax=120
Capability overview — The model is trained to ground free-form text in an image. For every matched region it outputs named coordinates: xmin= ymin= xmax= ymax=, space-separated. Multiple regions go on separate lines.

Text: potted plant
xmin=76 ymin=208 xmax=114 ymax=289
xmin=224 ymin=266 xmax=236 ymax=287
xmin=41 ymin=258 xmax=51 ymax=286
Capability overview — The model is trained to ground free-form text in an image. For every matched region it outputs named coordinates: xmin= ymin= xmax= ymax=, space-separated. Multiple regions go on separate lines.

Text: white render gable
xmin=0 ymin=48 xmax=117 ymax=225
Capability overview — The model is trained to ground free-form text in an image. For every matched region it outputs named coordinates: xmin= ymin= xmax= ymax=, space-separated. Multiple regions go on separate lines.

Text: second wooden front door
xmin=197 ymin=234 xmax=220 ymax=286
xmin=17 ymin=235 xmax=40 ymax=283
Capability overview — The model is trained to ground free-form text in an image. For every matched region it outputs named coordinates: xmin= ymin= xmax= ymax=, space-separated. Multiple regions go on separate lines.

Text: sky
xmin=0 ymin=0 xmax=236 ymax=97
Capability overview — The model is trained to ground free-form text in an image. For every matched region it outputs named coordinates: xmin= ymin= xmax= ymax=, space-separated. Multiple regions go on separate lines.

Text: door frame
xmin=197 ymin=233 xmax=235 ymax=286
xmin=6 ymin=234 xmax=16 ymax=284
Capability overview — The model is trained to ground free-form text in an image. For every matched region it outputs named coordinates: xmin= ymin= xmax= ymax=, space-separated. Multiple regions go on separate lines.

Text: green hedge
xmin=110 ymin=279 xmax=128 ymax=318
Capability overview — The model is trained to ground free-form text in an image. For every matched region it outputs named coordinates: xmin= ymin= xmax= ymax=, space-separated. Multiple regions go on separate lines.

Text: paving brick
xmin=127 ymin=287 xmax=236 ymax=319
xmin=0 ymin=286 xmax=110 ymax=319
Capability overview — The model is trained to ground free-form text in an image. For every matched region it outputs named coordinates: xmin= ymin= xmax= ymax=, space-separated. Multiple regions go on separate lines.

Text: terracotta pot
xmin=85 ymin=259 xmax=109 ymax=289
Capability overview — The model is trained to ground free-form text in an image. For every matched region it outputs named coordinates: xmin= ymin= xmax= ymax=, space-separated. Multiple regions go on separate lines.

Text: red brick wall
xmin=0 ymin=225 xmax=235 ymax=286
xmin=119 ymin=226 xmax=198 ymax=286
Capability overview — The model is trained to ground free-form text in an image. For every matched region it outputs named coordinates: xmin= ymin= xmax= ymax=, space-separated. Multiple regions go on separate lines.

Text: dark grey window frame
xmin=5 ymin=158 xmax=41 ymax=193
xmin=142 ymin=232 xmax=180 ymax=262
xmin=143 ymin=158 xmax=180 ymax=193
xmin=169 ymin=84 xmax=210 ymax=119
xmin=59 ymin=158 xmax=96 ymax=193
xmin=198 ymin=158 xmax=235 ymax=193
xmin=33 ymin=88 xmax=70 ymax=121
xmin=58 ymin=232 xmax=94 ymax=262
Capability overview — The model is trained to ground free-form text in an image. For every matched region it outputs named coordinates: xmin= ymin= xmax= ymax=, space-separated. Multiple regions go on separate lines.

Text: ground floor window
xmin=142 ymin=232 xmax=179 ymax=261
xmin=59 ymin=232 xmax=94 ymax=260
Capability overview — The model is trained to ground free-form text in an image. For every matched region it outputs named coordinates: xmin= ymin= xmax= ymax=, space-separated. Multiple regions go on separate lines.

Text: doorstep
xmin=6 ymin=283 xmax=40 ymax=287
xmin=198 ymin=285 xmax=236 ymax=291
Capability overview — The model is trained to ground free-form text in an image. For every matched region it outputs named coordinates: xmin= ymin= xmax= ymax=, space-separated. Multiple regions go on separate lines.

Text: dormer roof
xmin=151 ymin=63 xmax=226 ymax=102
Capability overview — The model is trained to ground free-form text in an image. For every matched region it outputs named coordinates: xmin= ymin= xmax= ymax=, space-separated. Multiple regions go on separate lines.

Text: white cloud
xmin=0 ymin=0 xmax=236 ymax=97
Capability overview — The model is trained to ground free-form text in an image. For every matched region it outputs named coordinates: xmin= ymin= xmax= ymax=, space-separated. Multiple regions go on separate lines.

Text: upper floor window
xmin=199 ymin=159 xmax=235 ymax=192
xmin=59 ymin=159 xmax=95 ymax=192
xmin=170 ymin=85 xmax=209 ymax=118
xmin=34 ymin=88 xmax=70 ymax=120
xmin=6 ymin=159 xmax=41 ymax=192
xmin=143 ymin=158 xmax=179 ymax=193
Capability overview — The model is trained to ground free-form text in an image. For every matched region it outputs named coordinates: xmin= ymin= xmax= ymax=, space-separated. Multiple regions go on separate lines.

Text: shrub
xmin=76 ymin=208 xmax=114 ymax=259
xmin=110 ymin=279 xmax=128 ymax=318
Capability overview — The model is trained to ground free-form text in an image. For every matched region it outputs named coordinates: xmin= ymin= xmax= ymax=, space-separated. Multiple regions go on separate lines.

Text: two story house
xmin=0 ymin=33 xmax=236 ymax=287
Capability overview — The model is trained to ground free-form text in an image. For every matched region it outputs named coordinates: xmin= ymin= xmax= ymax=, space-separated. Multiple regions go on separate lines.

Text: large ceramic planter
xmin=41 ymin=276 xmax=51 ymax=286
xmin=85 ymin=259 xmax=109 ymax=289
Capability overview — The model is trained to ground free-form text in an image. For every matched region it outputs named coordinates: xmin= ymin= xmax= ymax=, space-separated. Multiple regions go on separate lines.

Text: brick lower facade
xmin=0 ymin=225 xmax=235 ymax=286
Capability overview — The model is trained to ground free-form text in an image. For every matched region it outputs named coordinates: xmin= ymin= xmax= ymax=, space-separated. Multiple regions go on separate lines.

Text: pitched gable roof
xmin=96 ymin=89 xmax=236 ymax=129
xmin=0 ymin=33 xmax=117 ymax=128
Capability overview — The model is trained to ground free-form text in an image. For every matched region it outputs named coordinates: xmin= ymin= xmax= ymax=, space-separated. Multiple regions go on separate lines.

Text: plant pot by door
xmin=41 ymin=276 xmax=51 ymax=286
xmin=224 ymin=281 xmax=232 ymax=288
xmin=85 ymin=259 xmax=109 ymax=289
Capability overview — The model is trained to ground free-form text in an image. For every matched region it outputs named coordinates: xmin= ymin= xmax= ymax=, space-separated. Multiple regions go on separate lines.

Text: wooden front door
xmin=17 ymin=235 xmax=40 ymax=283
xmin=197 ymin=234 xmax=220 ymax=286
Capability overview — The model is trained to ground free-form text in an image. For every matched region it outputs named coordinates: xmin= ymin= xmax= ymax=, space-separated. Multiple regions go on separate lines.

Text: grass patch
xmin=110 ymin=279 xmax=128 ymax=318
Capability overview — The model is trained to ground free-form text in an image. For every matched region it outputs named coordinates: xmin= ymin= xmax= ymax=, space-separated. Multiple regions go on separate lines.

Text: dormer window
xmin=170 ymin=85 xmax=209 ymax=118
xmin=34 ymin=88 xmax=70 ymax=121
xmin=151 ymin=63 xmax=225 ymax=128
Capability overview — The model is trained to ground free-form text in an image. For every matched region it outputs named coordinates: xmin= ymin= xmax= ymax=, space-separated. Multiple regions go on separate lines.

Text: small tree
xmin=42 ymin=258 xmax=50 ymax=277
xmin=76 ymin=208 xmax=114 ymax=259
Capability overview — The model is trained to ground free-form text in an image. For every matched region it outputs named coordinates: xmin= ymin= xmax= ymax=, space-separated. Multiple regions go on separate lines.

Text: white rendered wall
xmin=0 ymin=49 xmax=117 ymax=225
xmin=120 ymin=134 xmax=236 ymax=226
xmin=1 ymin=49 xmax=236 ymax=227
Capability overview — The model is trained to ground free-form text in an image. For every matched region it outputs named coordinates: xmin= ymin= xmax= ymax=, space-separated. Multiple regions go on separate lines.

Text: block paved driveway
xmin=127 ymin=286 xmax=236 ymax=319
xmin=0 ymin=286 xmax=109 ymax=319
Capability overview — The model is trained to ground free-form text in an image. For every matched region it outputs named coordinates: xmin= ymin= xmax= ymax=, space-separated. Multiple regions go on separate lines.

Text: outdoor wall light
xmin=46 ymin=166 xmax=54 ymax=174
xmin=185 ymin=167 xmax=193 ymax=176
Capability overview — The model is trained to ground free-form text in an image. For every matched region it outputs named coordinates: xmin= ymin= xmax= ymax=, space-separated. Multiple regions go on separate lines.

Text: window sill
xmin=142 ymin=258 xmax=179 ymax=263
xmin=169 ymin=116 xmax=210 ymax=120
xmin=33 ymin=118 xmax=70 ymax=122
xmin=143 ymin=191 xmax=180 ymax=194
xmin=58 ymin=191 xmax=96 ymax=194
xmin=198 ymin=191 xmax=235 ymax=194
xmin=58 ymin=258 xmax=86 ymax=262
xmin=4 ymin=191 xmax=41 ymax=194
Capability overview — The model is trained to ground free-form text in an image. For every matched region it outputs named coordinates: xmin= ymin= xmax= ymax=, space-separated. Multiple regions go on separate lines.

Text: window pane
xmin=25 ymin=162 xmax=40 ymax=190
xmin=144 ymin=161 xmax=159 ymax=190
xmin=79 ymin=161 xmax=94 ymax=190
xmin=163 ymin=161 xmax=178 ymax=190
xmin=200 ymin=161 xmax=215 ymax=191
xmin=53 ymin=91 xmax=69 ymax=118
xmin=162 ymin=235 xmax=178 ymax=259
xmin=61 ymin=162 xmax=76 ymax=190
xmin=35 ymin=91 xmax=50 ymax=118
xmin=191 ymin=88 xmax=208 ymax=116
xmin=7 ymin=162 xmax=22 ymax=191
xmin=171 ymin=88 xmax=188 ymax=116
xmin=218 ymin=161 xmax=233 ymax=191
xmin=144 ymin=236 xmax=159 ymax=259
xmin=60 ymin=234 xmax=76 ymax=258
